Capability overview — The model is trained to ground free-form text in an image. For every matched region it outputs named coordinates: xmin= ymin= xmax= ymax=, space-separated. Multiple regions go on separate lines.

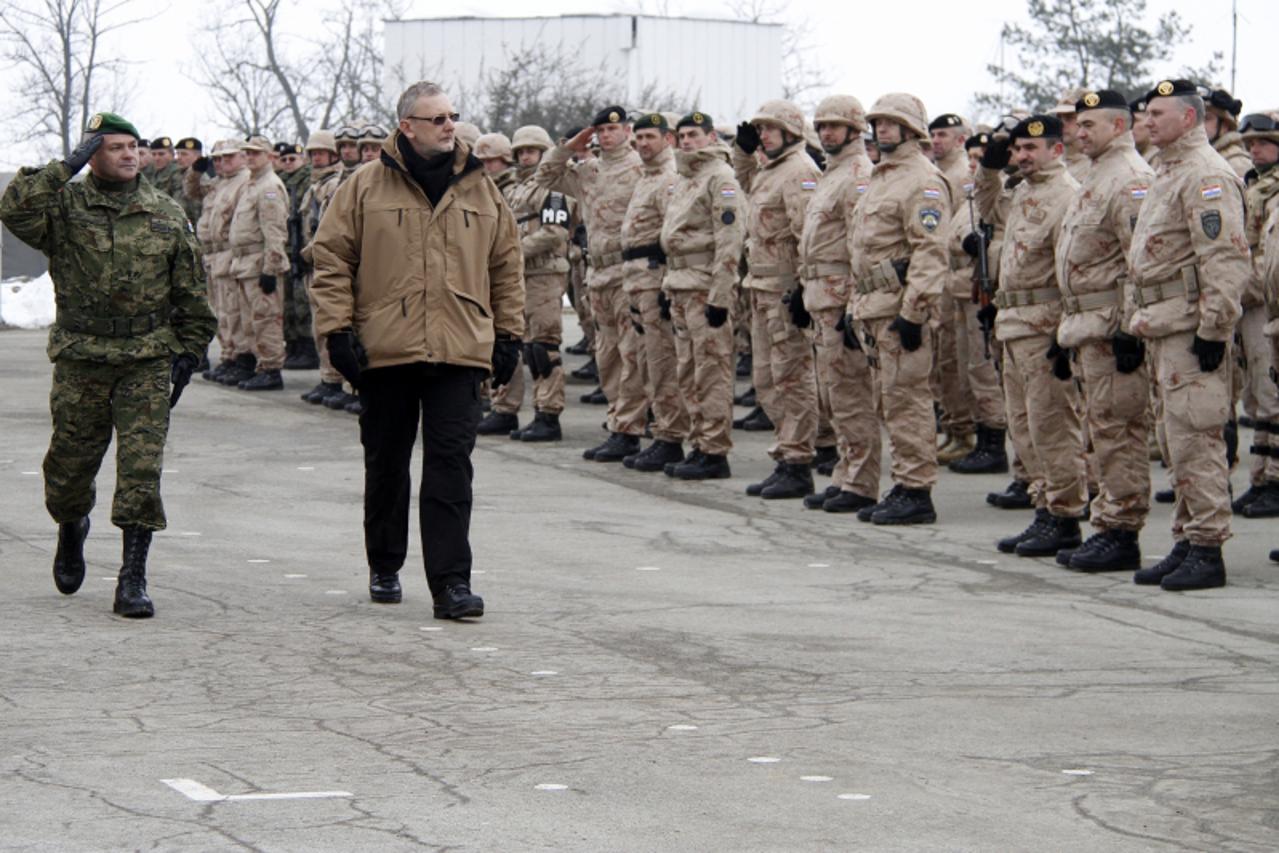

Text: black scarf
xmin=397 ymin=134 xmax=454 ymax=207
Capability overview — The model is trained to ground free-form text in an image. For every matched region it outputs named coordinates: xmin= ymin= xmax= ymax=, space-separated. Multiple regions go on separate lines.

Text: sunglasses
xmin=1241 ymin=113 xmax=1277 ymax=133
xmin=406 ymin=112 xmax=460 ymax=127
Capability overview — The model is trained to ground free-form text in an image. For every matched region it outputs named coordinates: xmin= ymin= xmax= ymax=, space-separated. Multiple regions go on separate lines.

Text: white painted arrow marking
xmin=162 ymin=778 xmax=352 ymax=803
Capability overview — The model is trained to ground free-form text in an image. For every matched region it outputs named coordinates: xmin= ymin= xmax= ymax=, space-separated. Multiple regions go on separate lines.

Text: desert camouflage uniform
xmin=187 ymin=159 xmax=251 ymax=361
xmin=1239 ymin=164 xmax=1279 ymax=484
xmin=932 ymin=146 xmax=976 ymax=440
xmin=1213 ymin=131 xmax=1253 ymax=180
xmin=228 ymin=164 xmax=290 ymax=372
xmin=299 ymin=162 xmax=344 ymax=385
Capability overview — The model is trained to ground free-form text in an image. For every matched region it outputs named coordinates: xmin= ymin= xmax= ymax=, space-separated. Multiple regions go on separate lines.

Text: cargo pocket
xmin=1167 ymin=371 xmax=1230 ymax=433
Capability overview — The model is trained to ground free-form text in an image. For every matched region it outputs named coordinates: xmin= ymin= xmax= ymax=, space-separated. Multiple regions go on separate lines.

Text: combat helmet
xmin=511 ymin=125 xmax=554 ymax=152
xmin=813 ymin=95 xmax=868 ymax=133
xmin=474 ymin=132 xmax=514 ymax=163
xmin=305 ymin=130 xmax=338 ymax=154
xmin=866 ymin=93 xmax=930 ymax=139
xmin=750 ymin=99 xmax=806 ymax=138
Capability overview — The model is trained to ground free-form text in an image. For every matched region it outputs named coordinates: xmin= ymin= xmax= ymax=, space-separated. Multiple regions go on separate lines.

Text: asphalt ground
xmin=1 ymin=322 xmax=1276 ymax=852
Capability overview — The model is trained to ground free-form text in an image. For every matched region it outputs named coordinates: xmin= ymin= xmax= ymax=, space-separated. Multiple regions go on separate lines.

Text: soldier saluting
xmin=0 ymin=112 xmax=216 ymax=618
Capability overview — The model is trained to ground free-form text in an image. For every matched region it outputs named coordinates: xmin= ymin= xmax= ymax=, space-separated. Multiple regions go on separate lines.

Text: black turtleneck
xmin=397 ymin=134 xmax=454 ymax=206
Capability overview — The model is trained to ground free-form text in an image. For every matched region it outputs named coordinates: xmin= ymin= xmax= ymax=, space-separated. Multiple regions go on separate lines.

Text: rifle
xmin=967 ymin=190 xmax=995 ymax=359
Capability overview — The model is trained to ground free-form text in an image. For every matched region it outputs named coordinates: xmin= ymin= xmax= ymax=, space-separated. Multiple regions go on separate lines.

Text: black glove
xmin=490 ymin=334 xmax=521 ymax=386
xmin=63 ymin=134 xmax=104 ymax=176
xmin=327 ymin=329 xmax=367 ymax=389
xmin=976 ymin=302 xmax=997 ymax=328
xmin=784 ymin=286 xmax=811 ymax=329
xmin=888 ymin=315 xmax=923 ymax=352
xmin=1112 ymin=332 xmax=1146 ymax=374
xmin=259 ymin=274 xmax=277 ymax=295
xmin=657 ymin=291 xmax=671 ymax=321
xmin=735 ymin=121 xmax=760 ymax=155
xmin=1192 ymin=335 xmax=1226 ymax=372
xmin=980 ymin=135 xmax=1011 ymax=170
xmin=835 ymin=312 xmax=861 ymax=351
xmin=962 ymin=232 xmax=982 ymax=258
xmin=1046 ymin=340 xmax=1073 ymax=380
xmin=193 ymin=156 xmax=212 ymax=177
xmin=629 ymin=304 xmax=644 ymax=335
xmin=168 ymin=354 xmax=198 ymax=408
xmin=705 ymin=304 xmax=729 ymax=328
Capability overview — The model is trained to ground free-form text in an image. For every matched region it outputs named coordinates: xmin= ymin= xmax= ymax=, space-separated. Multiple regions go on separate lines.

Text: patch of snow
xmin=0 ymin=273 xmax=55 ymax=329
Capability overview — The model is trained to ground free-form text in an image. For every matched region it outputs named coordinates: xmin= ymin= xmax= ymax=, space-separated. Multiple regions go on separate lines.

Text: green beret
xmin=676 ymin=111 xmax=715 ymax=132
xmin=631 ymin=112 xmax=668 ymax=132
xmin=149 ymin=136 xmax=173 ymax=150
xmin=85 ymin=111 xmax=140 ymax=140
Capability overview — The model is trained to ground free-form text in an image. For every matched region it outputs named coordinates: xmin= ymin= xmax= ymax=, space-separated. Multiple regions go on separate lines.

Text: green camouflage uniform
xmin=280 ymin=164 xmax=313 ymax=343
xmin=178 ymin=165 xmax=204 ymax=226
xmin=0 ymin=161 xmax=216 ymax=531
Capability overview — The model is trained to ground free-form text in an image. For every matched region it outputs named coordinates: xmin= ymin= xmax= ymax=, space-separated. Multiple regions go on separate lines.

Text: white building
xmin=384 ymin=14 xmax=783 ymax=125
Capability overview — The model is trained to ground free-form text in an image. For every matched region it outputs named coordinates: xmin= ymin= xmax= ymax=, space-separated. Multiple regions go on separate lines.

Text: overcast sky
xmin=1 ymin=0 xmax=1272 ymax=170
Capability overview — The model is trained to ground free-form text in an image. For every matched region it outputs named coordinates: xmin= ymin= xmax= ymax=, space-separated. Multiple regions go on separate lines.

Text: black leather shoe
xmin=570 ymin=358 xmax=598 ymax=382
xmin=477 ymin=411 xmax=519 ymax=436
xmin=1241 ymin=482 xmax=1279 ymax=518
xmin=369 ymin=570 xmax=402 ymax=603
xmin=761 ymin=463 xmax=814 ymax=499
xmin=746 ymin=461 xmax=785 ymax=496
xmin=1160 ymin=544 xmax=1226 ymax=591
xmin=666 ymin=449 xmax=702 ymax=477
xmin=302 ymin=381 xmax=341 ymax=404
xmin=1015 ymin=514 xmax=1081 ymax=557
xmin=859 ymin=485 xmax=903 ymax=522
xmin=804 ymin=485 xmax=840 ymax=509
xmin=433 ymin=583 xmax=484 ymax=619
xmin=630 ymin=440 xmax=684 ymax=472
xmin=344 ymin=397 xmax=364 ymax=415
xmin=1134 ymin=540 xmax=1190 ymax=585
xmin=591 ymin=433 xmax=641 ymax=462
xmin=580 ymin=386 xmax=607 ymax=405
xmin=515 ymin=411 xmax=562 ymax=442
xmin=1154 ymin=488 xmax=1175 ymax=504
xmin=823 ymin=490 xmax=877 ymax=513
xmin=1067 ymin=529 xmax=1141 ymax=572
xmin=323 ymin=391 xmax=356 ymax=410
xmin=987 ymin=479 xmax=1033 ymax=509
xmin=674 ymin=452 xmax=731 ymax=480
xmin=239 ymin=369 xmax=283 ymax=391
xmin=53 ymin=516 xmax=90 ymax=595
xmin=998 ymin=509 xmax=1051 ymax=554
xmin=113 ymin=528 xmax=155 ymax=618
xmin=872 ymin=487 xmax=936 ymax=525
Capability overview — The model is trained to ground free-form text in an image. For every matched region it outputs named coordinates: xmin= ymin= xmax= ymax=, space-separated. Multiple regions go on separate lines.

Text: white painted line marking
xmin=801 ymin=775 xmax=833 ymax=782
xmin=534 ymin=784 xmax=567 ymax=791
xmin=837 ymin=793 xmax=872 ymax=801
xmin=470 ymin=647 xmax=498 ymax=652
xmin=1061 ymin=769 xmax=1093 ymax=776
xmin=162 ymin=778 xmax=352 ymax=803
xmin=179 ymin=531 xmax=201 ymax=537
xmin=101 ymin=577 xmax=115 ymax=582
xmin=324 ymin=590 xmax=346 ymax=596
xmin=162 ymin=469 xmax=179 ymax=474
xmin=667 ymin=724 xmax=698 ymax=731
xmin=21 ymin=471 xmax=37 ymax=476
xmin=807 ymin=563 xmax=830 ymax=568
xmin=976 ymin=559 xmax=998 ymax=565
xmin=0 ymin=459 xmax=14 ymax=463
xmin=419 ymin=626 xmax=443 ymax=632
xmin=297 ymin=466 xmax=315 ymax=471
xmin=284 ymin=573 xmax=307 ymax=579
xmin=473 ymin=569 xmax=487 ymax=575
xmin=635 ymin=566 xmax=661 ymax=572
xmin=747 ymin=756 xmax=781 ymax=764
xmin=530 ymin=670 xmax=558 ymax=676
xmin=247 ymin=559 xmax=270 ymax=564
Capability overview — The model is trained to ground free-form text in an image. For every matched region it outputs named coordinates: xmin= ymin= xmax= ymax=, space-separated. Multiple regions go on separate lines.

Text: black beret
xmin=964 ymin=132 xmax=991 ymax=150
xmin=149 ymin=136 xmax=172 ymax=150
xmin=591 ymin=105 xmax=627 ymax=126
xmin=1204 ymin=88 xmax=1243 ymax=117
xmin=676 ymin=111 xmax=715 ymax=132
xmin=1129 ymin=97 xmax=1148 ymax=114
xmin=138 ymin=138 xmax=149 ymax=147
xmin=1075 ymin=89 xmax=1130 ymax=113
xmin=928 ymin=113 xmax=965 ymax=132
xmin=176 ymin=137 xmax=202 ymax=151
xmin=632 ymin=112 xmax=668 ymax=132
xmin=564 ymin=126 xmax=584 ymax=140
xmin=273 ymin=142 xmax=303 ymax=156
xmin=1009 ymin=115 xmax=1063 ymax=141
xmin=1145 ymin=79 xmax=1200 ymax=101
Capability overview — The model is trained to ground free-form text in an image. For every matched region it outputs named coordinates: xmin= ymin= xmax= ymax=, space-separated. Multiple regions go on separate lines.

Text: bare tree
xmin=724 ymin=0 xmax=828 ymax=107
xmin=0 ymin=0 xmax=143 ymax=157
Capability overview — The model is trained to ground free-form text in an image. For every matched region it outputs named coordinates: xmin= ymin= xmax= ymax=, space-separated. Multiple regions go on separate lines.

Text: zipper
xmin=463 ymin=209 xmax=470 ymax=228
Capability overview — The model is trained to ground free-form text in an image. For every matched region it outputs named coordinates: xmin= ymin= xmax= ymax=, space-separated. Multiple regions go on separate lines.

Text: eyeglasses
xmin=406 ymin=112 xmax=459 ymax=127
xmin=1241 ymin=113 xmax=1277 ymax=133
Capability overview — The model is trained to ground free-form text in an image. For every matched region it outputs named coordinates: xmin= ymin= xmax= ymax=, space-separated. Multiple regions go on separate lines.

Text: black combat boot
xmin=1066 ymin=529 xmax=1141 ymax=572
xmin=344 ymin=396 xmax=364 ymax=415
xmin=987 ymin=479 xmax=1033 ymax=509
xmin=1159 ymin=544 xmax=1226 ymax=591
xmin=734 ymin=386 xmax=757 ymax=407
xmin=735 ymin=352 xmax=752 ymax=378
xmin=1270 ymin=548 xmax=1279 ymax=563
xmin=1154 ymin=488 xmax=1175 ymax=504
xmin=203 ymin=360 xmax=232 ymax=382
xmin=674 ymin=452 xmax=731 ymax=480
xmin=950 ymin=425 xmax=1010 ymax=474
xmin=322 ymin=390 xmax=355 ymax=409
xmin=760 ymin=463 xmax=814 ymax=499
xmin=516 ymin=411 xmax=562 ymax=442
xmin=113 ymin=528 xmax=155 ymax=619
xmin=1231 ymin=482 xmax=1266 ymax=513
xmin=1014 ymin=514 xmax=1081 ymax=557
xmin=283 ymin=337 xmax=320 ymax=370
xmin=804 ymin=485 xmax=840 ymax=509
xmin=217 ymin=353 xmax=257 ymax=385
xmin=666 ymin=449 xmax=703 ymax=477
xmin=433 ymin=583 xmax=484 ymax=619
xmin=733 ymin=406 xmax=774 ymax=431
xmin=872 ymin=487 xmax=936 ymax=525
xmin=570 ymin=357 xmax=598 ymax=382
xmin=812 ymin=445 xmax=838 ymax=474
xmin=591 ymin=433 xmax=641 ymax=462
xmin=565 ymin=335 xmax=590 ymax=355
xmin=858 ymin=485 xmax=903 ymax=522
xmin=1241 ymin=481 xmax=1279 ymax=518
xmin=629 ymin=440 xmax=684 ymax=472
xmin=998 ymin=509 xmax=1052 ymax=554
xmin=369 ymin=569 xmax=402 ymax=603
xmin=746 ymin=461 xmax=785 ymax=496
xmin=579 ymin=386 xmax=607 ymax=404
xmin=302 ymin=381 xmax=341 ymax=404
xmin=823 ymin=490 xmax=876 ymax=513
xmin=477 ymin=410 xmax=519 ymax=436
xmin=53 ymin=516 xmax=90 ymax=595
xmin=239 ymin=369 xmax=283 ymax=390
xmin=1133 ymin=539 xmax=1190 ymax=585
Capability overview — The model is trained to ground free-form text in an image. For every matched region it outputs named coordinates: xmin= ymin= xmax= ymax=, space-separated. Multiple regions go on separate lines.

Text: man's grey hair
xmin=1176 ymin=94 xmax=1206 ymax=124
xmin=397 ymin=81 xmax=445 ymax=121
xmin=1097 ymin=107 xmax=1133 ymax=130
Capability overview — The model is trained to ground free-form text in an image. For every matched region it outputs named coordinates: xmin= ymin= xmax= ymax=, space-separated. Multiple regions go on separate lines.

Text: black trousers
xmin=358 ymin=362 xmax=483 ymax=596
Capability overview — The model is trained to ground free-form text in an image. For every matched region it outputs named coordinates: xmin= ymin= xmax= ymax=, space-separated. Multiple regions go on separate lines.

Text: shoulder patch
xmin=1201 ymin=210 xmax=1222 ymax=239
xmin=856 ymin=183 xmax=868 ymax=194
xmin=720 ymin=187 xmax=736 ymax=198
xmin=1201 ymin=184 xmax=1223 ymax=200
xmin=800 ymin=180 xmax=817 ymax=191
xmin=1131 ymin=186 xmax=1148 ymax=199
xmin=264 ymin=191 xmax=279 ymax=200
xmin=722 ymin=210 xmax=736 ymax=225
xmin=541 ymin=191 xmax=570 ymax=226
xmin=923 ymin=187 xmax=942 ymax=200
xmin=149 ymin=218 xmax=175 ymax=234
xmin=919 ymin=207 xmax=942 ymax=232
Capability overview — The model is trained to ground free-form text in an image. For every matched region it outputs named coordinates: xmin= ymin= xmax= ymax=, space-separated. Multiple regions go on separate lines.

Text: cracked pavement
xmin=1 ymin=326 xmax=1276 ymax=852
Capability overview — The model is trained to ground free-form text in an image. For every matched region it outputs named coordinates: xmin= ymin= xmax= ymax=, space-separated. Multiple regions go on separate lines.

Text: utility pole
xmin=1231 ymin=0 xmax=1237 ymax=92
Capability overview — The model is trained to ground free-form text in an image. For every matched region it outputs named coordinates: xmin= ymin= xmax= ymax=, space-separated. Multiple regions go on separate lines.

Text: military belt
xmin=590 ymin=249 xmax=625 ymax=269
xmin=994 ymin=286 xmax=1060 ymax=309
xmin=621 ymin=244 xmax=666 ymax=264
xmin=57 ymin=310 xmax=168 ymax=338
xmin=749 ymin=260 xmax=797 ymax=279
xmin=800 ymin=261 xmax=850 ymax=280
xmin=230 ymin=244 xmax=266 ymax=259
xmin=203 ymin=241 xmax=227 ymax=253
xmin=1132 ymin=264 xmax=1201 ymax=308
xmin=667 ymin=251 xmax=715 ymax=271
xmin=525 ymin=255 xmax=564 ymax=273
xmin=853 ymin=258 xmax=909 ymax=296
xmin=1061 ymin=287 xmax=1121 ymax=314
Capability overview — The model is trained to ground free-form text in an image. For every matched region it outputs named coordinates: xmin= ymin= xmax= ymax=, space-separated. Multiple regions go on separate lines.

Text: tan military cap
xmin=1047 ymin=88 xmax=1088 ymax=115
xmin=240 ymin=135 xmax=273 ymax=153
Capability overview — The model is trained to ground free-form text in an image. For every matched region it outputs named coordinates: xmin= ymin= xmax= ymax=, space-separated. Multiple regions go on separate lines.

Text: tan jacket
xmin=1127 ymin=126 xmax=1249 ymax=342
xmin=848 ymin=138 xmax=950 ymax=324
xmin=1264 ymin=207 xmax=1279 ymax=334
xmin=621 ymin=145 xmax=675 ymax=292
xmin=978 ymin=157 xmax=1078 ymax=341
xmin=733 ymin=143 xmax=820 ymax=292
xmin=1065 ymin=149 xmax=1092 ymax=183
xmin=311 ymin=133 xmax=525 ymax=371
xmin=659 ymin=143 xmax=744 ymax=308
xmin=936 ymin=147 xmax=977 ymax=298
xmin=1243 ymin=165 xmax=1279 ymax=308
xmin=199 ymin=167 xmax=250 ymax=279
xmin=228 ymin=165 xmax=289 ymax=280
xmin=536 ymin=143 xmax=642 ymax=289
xmin=1214 ymin=131 xmax=1253 ymax=180
xmin=298 ymin=164 xmax=342 ymax=266
xmin=798 ymin=144 xmax=873 ymax=311
xmin=1055 ymin=132 xmax=1154 ymax=347
xmin=508 ymin=164 xmax=571 ymax=275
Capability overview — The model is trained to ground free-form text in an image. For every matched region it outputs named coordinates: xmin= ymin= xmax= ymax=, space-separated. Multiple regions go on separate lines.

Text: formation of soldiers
xmin=143 ymin=78 xmax=1279 ymax=593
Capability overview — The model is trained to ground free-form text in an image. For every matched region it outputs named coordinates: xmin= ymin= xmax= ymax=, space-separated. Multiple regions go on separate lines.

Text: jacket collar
xmin=379 ymin=129 xmax=483 ymax=210
xmin=641 ymin=144 xmax=674 ymax=174
xmin=1090 ymin=131 xmax=1137 ymax=164
xmin=674 ymin=142 xmax=729 ymax=177
xmin=1025 ymin=156 xmax=1066 ymax=184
